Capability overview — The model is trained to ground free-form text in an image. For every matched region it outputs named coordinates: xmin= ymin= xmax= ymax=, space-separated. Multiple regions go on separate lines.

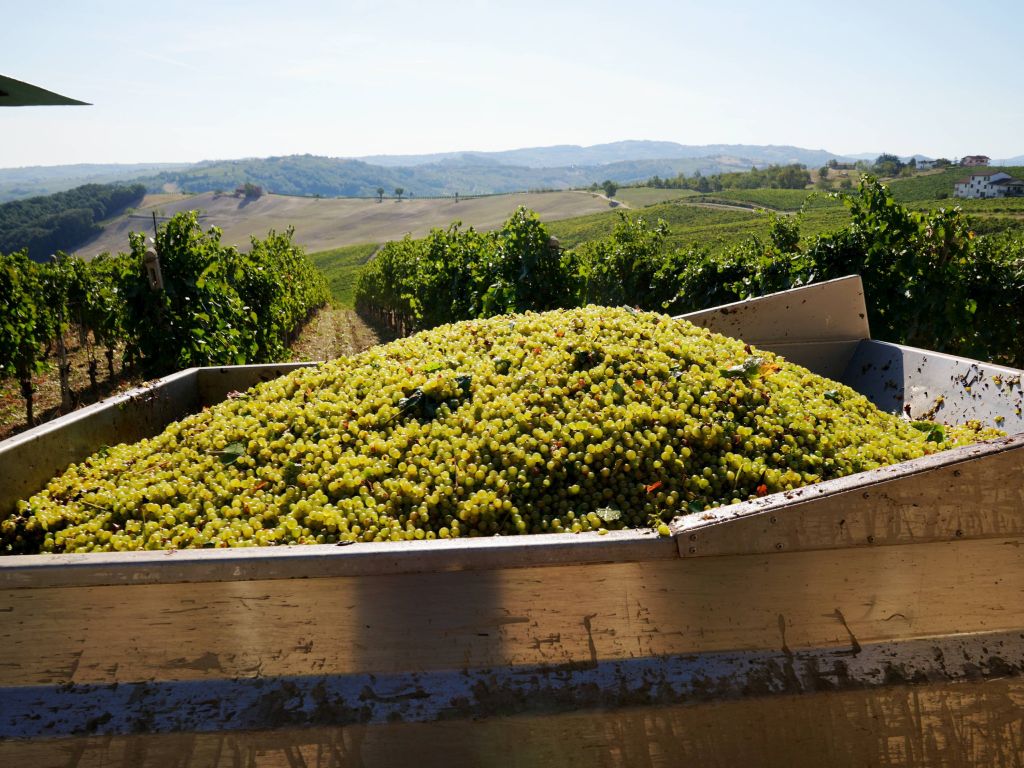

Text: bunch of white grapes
xmin=2 ymin=307 xmax=1000 ymax=554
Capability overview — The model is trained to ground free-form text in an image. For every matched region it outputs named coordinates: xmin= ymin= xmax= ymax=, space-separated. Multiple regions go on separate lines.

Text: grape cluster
xmin=2 ymin=307 xmax=1001 ymax=554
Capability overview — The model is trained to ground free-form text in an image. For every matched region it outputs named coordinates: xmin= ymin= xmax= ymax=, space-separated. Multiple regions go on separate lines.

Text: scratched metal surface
xmin=680 ymin=274 xmax=869 ymax=379
xmin=843 ymin=339 xmax=1024 ymax=431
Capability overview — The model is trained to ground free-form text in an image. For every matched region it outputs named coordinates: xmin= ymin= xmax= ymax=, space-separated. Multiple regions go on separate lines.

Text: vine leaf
xmin=216 ymin=441 xmax=245 ymax=465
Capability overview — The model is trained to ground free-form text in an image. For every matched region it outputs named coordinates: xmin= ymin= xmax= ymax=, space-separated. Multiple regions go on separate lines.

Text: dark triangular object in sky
xmin=0 ymin=75 xmax=89 ymax=106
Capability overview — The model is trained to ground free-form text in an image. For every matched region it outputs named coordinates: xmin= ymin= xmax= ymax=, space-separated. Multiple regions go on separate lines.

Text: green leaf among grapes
xmin=910 ymin=421 xmax=945 ymax=443
xmin=720 ymin=356 xmax=765 ymax=380
xmin=216 ymin=441 xmax=246 ymax=465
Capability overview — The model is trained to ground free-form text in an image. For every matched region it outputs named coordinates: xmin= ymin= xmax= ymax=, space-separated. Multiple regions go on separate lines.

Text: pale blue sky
xmin=3 ymin=0 xmax=1022 ymax=167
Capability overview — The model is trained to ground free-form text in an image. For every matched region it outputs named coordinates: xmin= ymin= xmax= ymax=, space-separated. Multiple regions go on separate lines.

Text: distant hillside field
xmin=691 ymin=189 xmax=841 ymax=211
xmin=612 ymin=188 xmax=699 ymax=207
xmin=308 ymin=243 xmax=379 ymax=308
xmin=546 ymin=198 xmax=851 ymax=253
xmin=74 ymin=190 xmax=612 ymax=258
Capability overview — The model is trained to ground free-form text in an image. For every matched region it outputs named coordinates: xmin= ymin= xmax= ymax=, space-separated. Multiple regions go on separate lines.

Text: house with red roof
xmin=961 ymin=155 xmax=991 ymax=167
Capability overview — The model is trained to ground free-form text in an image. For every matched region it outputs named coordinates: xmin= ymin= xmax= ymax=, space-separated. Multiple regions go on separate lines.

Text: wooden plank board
xmin=3 ymin=536 xmax=1021 ymax=687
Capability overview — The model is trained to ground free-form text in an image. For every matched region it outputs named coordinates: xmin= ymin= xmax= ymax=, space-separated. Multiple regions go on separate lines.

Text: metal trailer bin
xmin=1 ymin=275 xmax=1022 ymax=767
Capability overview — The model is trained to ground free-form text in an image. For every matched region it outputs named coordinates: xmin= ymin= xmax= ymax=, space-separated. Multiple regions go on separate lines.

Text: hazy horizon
xmin=2 ymin=140 xmax=1017 ymax=174
xmin=4 ymin=0 xmax=1023 ymax=168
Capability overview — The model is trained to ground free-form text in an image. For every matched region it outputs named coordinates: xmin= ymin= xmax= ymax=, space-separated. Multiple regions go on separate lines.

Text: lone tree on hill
xmin=872 ymin=153 xmax=904 ymax=177
xmin=602 ymin=180 xmax=618 ymax=198
xmin=394 ymin=187 xmax=404 ymax=201
xmin=377 ymin=187 xmax=385 ymax=203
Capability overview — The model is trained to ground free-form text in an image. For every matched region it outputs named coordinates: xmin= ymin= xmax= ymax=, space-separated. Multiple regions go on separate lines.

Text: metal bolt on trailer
xmin=1 ymin=276 xmax=1022 ymax=767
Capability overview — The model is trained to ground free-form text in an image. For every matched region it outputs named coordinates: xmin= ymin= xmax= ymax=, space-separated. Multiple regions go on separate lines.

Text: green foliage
xmin=236 ymin=227 xmax=329 ymax=360
xmin=120 ymin=212 xmax=328 ymax=370
xmin=649 ymin=163 xmax=811 ymax=192
xmin=0 ymin=251 xmax=48 ymax=381
xmin=121 ymin=213 xmax=250 ymax=368
xmin=872 ymin=153 xmax=904 ymax=177
xmin=0 ymin=183 xmax=146 ymax=261
xmin=804 ymin=180 xmax=1022 ymax=364
xmin=308 ymin=243 xmax=379 ymax=308
xmin=572 ymin=213 xmax=671 ymax=307
xmin=0 ymin=212 xmax=329 ymax=395
xmin=79 ymin=252 xmax=135 ymax=347
xmin=355 ymin=179 xmax=1024 ymax=369
xmin=356 ymin=208 xmax=573 ymax=333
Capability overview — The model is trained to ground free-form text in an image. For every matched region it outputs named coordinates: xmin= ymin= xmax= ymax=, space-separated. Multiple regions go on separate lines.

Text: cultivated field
xmin=612 ymin=188 xmax=699 ymax=207
xmin=76 ymin=190 xmax=612 ymax=258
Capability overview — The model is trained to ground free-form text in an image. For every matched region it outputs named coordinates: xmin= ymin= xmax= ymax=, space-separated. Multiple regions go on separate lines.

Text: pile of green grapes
xmin=2 ymin=307 xmax=1000 ymax=554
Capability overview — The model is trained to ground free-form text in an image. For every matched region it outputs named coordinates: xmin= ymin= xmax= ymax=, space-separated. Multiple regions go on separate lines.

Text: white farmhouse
xmin=953 ymin=171 xmax=1024 ymax=199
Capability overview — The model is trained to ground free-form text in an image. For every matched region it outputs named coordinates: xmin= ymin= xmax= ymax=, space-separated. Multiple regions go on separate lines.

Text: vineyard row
xmin=1 ymin=211 xmax=329 ymax=425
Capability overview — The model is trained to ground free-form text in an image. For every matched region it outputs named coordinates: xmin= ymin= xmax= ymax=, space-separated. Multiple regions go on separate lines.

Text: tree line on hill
xmin=645 ymin=164 xmax=811 ymax=192
xmin=0 ymin=183 xmax=146 ymax=261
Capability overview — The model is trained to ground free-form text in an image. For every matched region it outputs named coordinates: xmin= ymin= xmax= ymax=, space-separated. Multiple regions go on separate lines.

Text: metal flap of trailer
xmin=679 ymin=275 xmax=870 ymax=379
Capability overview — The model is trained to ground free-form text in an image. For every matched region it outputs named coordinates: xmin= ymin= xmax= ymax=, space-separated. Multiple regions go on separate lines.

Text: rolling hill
xmin=75 ymin=189 xmax=614 ymax=258
xmin=135 ymin=153 xmax=813 ymax=199
xmin=358 ymin=140 xmax=848 ymax=169
xmin=0 ymin=162 xmax=188 ymax=203
xmin=0 ymin=142 xmax=862 ymax=204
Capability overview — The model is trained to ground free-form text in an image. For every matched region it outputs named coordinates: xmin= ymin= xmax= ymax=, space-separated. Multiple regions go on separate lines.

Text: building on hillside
xmin=961 ymin=155 xmax=991 ymax=167
xmin=993 ymin=176 xmax=1024 ymax=196
xmin=917 ymin=159 xmax=936 ymax=171
xmin=953 ymin=171 xmax=1024 ymax=199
